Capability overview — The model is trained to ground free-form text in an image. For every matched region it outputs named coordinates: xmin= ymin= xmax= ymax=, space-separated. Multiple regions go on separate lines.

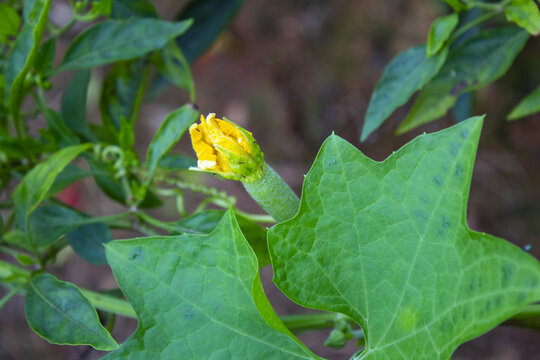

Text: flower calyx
xmin=189 ymin=113 xmax=264 ymax=182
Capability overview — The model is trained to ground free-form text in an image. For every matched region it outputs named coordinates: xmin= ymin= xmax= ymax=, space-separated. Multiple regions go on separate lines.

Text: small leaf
xmin=58 ymin=18 xmax=192 ymax=72
xmin=0 ymin=135 xmax=44 ymax=159
xmin=103 ymin=210 xmax=317 ymax=359
xmin=25 ymin=273 xmax=118 ymax=350
xmin=0 ymin=3 xmax=21 ymax=43
xmin=43 ymin=107 xmax=80 ymax=147
xmin=67 ymin=223 xmax=112 ymax=265
xmin=61 ymin=69 xmax=95 ymax=141
xmin=269 ymin=117 xmax=540 ymax=359
xmin=149 ymin=41 xmax=195 ymax=98
xmin=508 ymin=83 xmax=540 ymax=120
xmin=398 ymin=27 xmax=529 ymax=134
xmin=4 ymin=0 xmax=51 ymax=121
xmin=427 ymin=13 xmax=459 ymax=57
xmin=87 ymin=157 xmax=162 ymax=208
xmin=505 ymin=0 xmax=540 ymax=35
xmin=145 ymin=105 xmax=198 ymax=184
xmin=100 ymin=59 xmax=147 ymax=133
xmin=361 ymin=45 xmax=447 ymax=141
xmin=13 ymin=144 xmax=91 ymax=230
xmin=110 ymin=0 xmax=158 ymax=19
xmin=34 ymin=37 xmax=56 ymax=76
xmin=443 ymin=0 xmax=466 ymax=12
xmin=176 ymin=0 xmax=244 ymax=62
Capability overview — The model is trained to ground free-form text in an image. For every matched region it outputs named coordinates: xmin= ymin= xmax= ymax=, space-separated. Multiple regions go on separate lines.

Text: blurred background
xmin=2 ymin=0 xmax=540 ymax=359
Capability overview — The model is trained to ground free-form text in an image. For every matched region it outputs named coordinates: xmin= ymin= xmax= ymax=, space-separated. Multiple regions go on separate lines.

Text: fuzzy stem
xmin=242 ymin=164 xmax=300 ymax=223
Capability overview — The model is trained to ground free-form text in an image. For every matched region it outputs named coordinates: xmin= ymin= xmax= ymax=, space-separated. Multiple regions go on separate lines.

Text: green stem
xmin=448 ymin=11 xmax=499 ymax=44
xmin=280 ymin=312 xmax=338 ymax=333
xmin=78 ymin=289 xmax=136 ymax=318
xmin=0 ymin=284 xmax=24 ymax=311
xmin=242 ymin=164 xmax=300 ymax=223
xmin=234 ymin=209 xmax=275 ymax=224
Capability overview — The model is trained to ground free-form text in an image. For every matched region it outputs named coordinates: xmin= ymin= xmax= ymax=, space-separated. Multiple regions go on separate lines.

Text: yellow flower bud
xmin=189 ymin=113 xmax=264 ymax=182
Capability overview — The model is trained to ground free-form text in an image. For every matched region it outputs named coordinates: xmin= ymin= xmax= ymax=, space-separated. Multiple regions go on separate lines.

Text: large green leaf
xmin=361 ymin=45 xmax=447 ymax=142
xmin=165 ymin=209 xmax=270 ymax=267
xmin=268 ymin=117 xmax=540 ymax=359
xmin=100 ymin=59 xmax=147 ymax=132
xmin=104 ymin=210 xmax=318 ymax=359
xmin=508 ymin=83 xmax=540 ymax=120
xmin=57 ymin=18 xmax=192 ymax=71
xmin=61 ymin=69 xmax=95 ymax=141
xmin=176 ymin=0 xmax=244 ymax=62
xmin=145 ymin=105 xmax=198 ymax=185
xmin=13 ymin=144 xmax=91 ymax=230
xmin=4 ymin=0 xmax=50 ymax=121
xmin=25 ymin=273 xmax=118 ymax=350
xmin=398 ymin=28 xmax=529 ymax=134
xmin=505 ymin=0 xmax=540 ymax=35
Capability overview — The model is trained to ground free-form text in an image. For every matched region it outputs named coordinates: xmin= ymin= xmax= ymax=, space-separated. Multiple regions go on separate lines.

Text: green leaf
xmin=100 ymin=59 xmax=147 ymax=132
xmin=67 ymin=223 xmax=112 ymax=265
xmin=61 ymin=69 xmax=95 ymax=141
xmin=361 ymin=45 xmax=448 ymax=141
xmin=34 ymin=37 xmax=56 ymax=76
xmin=57 ymin=18 xmax=192 ymax=72
xmin=4 ymin=0 xmax=51 ymax=122
xmin=166 ymin=210 xmax=270 ymax=267
xmin=398 ymin=27 xmax=529 ymax=134
xmin=145 ymin=105 xmax=198 ymax=185
xmin=443 ymin=0 xmax=466 ymax=12
xmin=104 ymin=210 xmax=317 ymax=359
xmin=150 ymin=41 xmax=195 ymax=99
xmin=505 ymin=0 xmax=540 ymax=35
xmin=27 ymin=202 xmax=92 ymax=248
xmin=0 ymin=3 xmax=21 ymax=43
xmin=0 ymin=135 xmax=44 ymax=159
xmin=110 ymin=0 xmax=158 ymax=19
xmin=508 ymin=83 xmax=540 ymax=120
xmin=176 ymin=0 xmax=244 ymax=62
xmin=47 ymin=164 xmax=89 ymax=196
xmin=86 ymin=157 xmax=162 ymax=208
xmin=13 ymin=144 xmax=91 ymax=230
xmin=43 ymin=107 xmax=80 ymax=147
xmin=25 ymin=273 xmax=118 ymax=350
xmin=268 ymin=117 xmax=540 ymax=359
xmin=427 ymin=13 xmax=459 ymax=57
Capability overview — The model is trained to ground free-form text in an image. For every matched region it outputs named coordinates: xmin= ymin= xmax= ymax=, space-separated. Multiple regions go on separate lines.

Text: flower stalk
xmin=189 ymin=113 xmax=300 ymax=222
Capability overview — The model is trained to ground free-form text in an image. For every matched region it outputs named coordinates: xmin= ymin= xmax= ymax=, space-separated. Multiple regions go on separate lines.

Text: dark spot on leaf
xmin=421 ymin=194 xmax=428 ymax=203
xmin=184 ymin=310 xmax=195 ymax=321
xmin=460 ymin=128 xmax=469 ymax=139
xmin=433 ymin=175 xmax=443 ymax=187
xmin=450 ymin=142 xmax=459 ymax=155
xmin=455 ymin=164 xmax=463 ymax=177
xmin=324 ymin=157 xmax=339 ymax=173
xmin=450 ymin=81 xmax=468 ymax=96
xmin=501 ymin=264 xmax=515 ymax=286
xmin=129 ymin=247 xmax=144 ymax=262
xmin=516 ymin=292 xmax=527 ymax=303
